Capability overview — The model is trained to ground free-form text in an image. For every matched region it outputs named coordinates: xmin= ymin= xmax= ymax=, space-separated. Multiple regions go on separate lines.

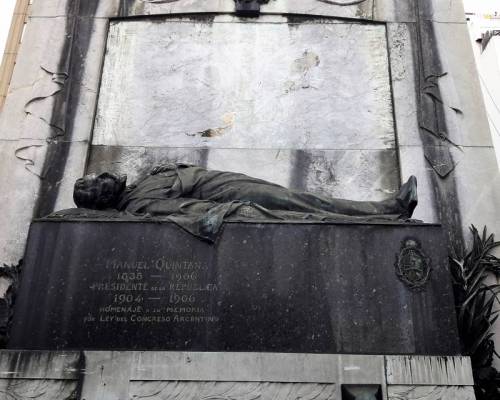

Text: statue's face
xmin=73 ymin=173 xmax=127 ymax=210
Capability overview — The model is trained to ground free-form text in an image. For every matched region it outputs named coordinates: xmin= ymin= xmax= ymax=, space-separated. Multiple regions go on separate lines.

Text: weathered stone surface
xmin=387 ymin=22 xmax=420 ymax=147
xmin=10 ymin=221 xmax=459 ymax=354
xmin=452 ymin=146 xmax=500 ymax=242
xmin=29 ymin=0 xmax=72 ymax=17
xmin=387 ymin=385 xmax=475 ymax=400
xmin=0 ymin=140 xmax=47 ymax=265
xmin=262 ymin=0 xmax=373 ymax=19
xmin=30 ymin=0 xmax=119 ymax=18
xmin=0 ymin=350 xmax=477 ymax=400
xmin=63 ymin=17 xmax=109 ymax=144
xmin=386 ymin=356 xmax=474 ymax=386
xmin=87 ymin=146 xmax=400 ymax=202
xmin=50 ymin=141 xmax=90 ymax=213
xmin=129 ymin=352 xmax=385 ymax=383
xmin=79 ymin=351 xmax=132 ymax=400
xmin=129 ymin=381 xmax=338 ymax=400
xmin=0 ymin=7 xmax=109 ymax=266
xmin=422 ymin=0 xmax=467 ymax=23
xmin=431 ymin=22 xmax=491 ymax=147
xmin=0 ymin=16 xmax=73 ymax=142
xmin=93 ymin=16 xmax=395 ymax=151
xmin=0 ymin=351 xmax=80 ymax=400
xmin=113 ymin=0 xmax=373 ymax=19
xmin=0 ymin=351 xmax=80 ymax=380
xmin=374 ymin=0 xmax=416 ymax=23
xmin=0 ymin=379 xmax=78 ymax=400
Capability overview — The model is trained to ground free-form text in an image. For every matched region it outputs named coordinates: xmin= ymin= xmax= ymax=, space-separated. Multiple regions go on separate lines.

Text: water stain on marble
xmin=292 ymin=50 xmax=320 ymax=75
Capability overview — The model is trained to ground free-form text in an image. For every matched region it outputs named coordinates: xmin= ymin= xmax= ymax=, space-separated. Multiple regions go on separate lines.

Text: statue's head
xmin=73 ymin=172 xmax=127 ymax=210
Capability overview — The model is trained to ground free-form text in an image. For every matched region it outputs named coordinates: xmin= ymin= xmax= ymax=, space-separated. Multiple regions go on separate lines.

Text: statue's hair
xmin=73 ymin=173 xmax=126 ymax=210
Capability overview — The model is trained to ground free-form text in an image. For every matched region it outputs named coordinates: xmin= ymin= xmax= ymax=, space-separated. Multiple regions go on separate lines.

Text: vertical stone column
xmin=0 ymin=0 xmax=115 ymax=266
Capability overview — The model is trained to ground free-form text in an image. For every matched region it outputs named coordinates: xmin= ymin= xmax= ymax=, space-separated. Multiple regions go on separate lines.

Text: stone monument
xmin=0 ymin=0 xmax=497 ymax=399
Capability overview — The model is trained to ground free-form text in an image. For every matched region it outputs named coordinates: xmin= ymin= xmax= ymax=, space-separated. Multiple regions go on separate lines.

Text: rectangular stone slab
xmin=93 ymin=16 xmax=396 ymax=151
xmin=8 ymin=221 xmax=460 ymax=354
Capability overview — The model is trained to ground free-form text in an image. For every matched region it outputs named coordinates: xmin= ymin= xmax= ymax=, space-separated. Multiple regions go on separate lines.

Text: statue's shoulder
xmin=150 ymin=162 xmax=195 ymax=175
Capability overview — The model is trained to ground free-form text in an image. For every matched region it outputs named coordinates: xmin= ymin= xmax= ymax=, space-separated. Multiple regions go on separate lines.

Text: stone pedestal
xmin=0 ymin=351 xmax=475 ymax=400
xmin=9 ymin=220 xmax=459 ymax=355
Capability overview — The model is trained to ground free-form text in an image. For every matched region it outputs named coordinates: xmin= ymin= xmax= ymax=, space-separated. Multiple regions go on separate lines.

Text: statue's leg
xmin=278 ymin=190 xmax=404 ymax=216
xmin=234 ymin=176 xmax=417 ymax=217
xmin=231 ymin=184 xmax=396 ymax=215
xmin=285 ymin=176 xmax=417 ymax=217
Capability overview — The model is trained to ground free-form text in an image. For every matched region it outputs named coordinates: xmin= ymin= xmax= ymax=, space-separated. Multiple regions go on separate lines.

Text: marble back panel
xmin=93 ymin=16 xmax=395 ymax=151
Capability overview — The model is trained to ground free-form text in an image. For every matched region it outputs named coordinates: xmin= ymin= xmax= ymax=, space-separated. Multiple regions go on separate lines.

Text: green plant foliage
xmin=450 ymin=226 xmax=500 ymax=400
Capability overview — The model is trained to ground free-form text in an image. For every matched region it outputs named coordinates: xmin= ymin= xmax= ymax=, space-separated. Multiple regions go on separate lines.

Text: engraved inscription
xmin=84 ymin=257 xmax=219 ymax=326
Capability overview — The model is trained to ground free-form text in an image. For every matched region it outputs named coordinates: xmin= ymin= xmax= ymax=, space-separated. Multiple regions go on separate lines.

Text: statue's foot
xmin=397 ymin=175 xmax=418 ymax=218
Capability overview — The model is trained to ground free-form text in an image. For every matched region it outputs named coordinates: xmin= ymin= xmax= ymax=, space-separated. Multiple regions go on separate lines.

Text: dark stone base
xmin=8 ymin=220 xmax=460 ymax=354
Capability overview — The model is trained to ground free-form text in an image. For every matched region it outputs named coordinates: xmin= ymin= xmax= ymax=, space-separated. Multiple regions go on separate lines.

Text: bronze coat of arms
xmin=395 ymin=238 xmax=432 ymax=290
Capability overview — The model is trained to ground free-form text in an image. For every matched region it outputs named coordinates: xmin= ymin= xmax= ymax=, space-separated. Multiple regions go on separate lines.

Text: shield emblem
xmin=395 ymin=238 xmax=432 ymax=290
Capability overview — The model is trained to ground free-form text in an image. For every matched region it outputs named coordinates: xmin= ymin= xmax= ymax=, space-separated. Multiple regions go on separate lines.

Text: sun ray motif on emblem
xmin=395 ymin=238 xmax=432 ymax=290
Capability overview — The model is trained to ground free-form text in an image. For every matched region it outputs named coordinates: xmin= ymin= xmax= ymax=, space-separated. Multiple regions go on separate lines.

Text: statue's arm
xmin=150 ymin=163 xmax=194 ymax=175
xmin=137 ymin=197 xmax=218 ymax=216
